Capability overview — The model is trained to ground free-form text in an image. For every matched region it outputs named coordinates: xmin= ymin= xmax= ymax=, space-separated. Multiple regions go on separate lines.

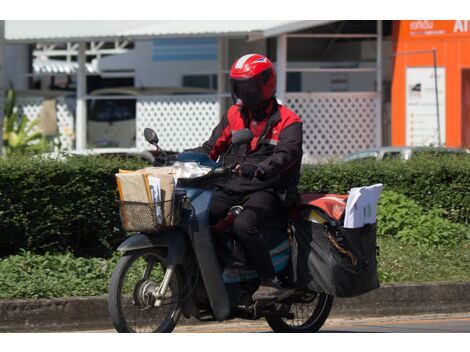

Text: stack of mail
xmin=116 ymin=168 xmax=176 ymax=227
xmin=344 ymin=184 xmax=383 ymax=229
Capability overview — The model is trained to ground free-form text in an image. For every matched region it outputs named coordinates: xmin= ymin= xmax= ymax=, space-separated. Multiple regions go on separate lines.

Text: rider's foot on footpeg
xmin=252 ymin=279 xmax=284 ymax=302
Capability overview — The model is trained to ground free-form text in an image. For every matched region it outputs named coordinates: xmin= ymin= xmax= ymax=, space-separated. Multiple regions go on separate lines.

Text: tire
xmin=266 ymin=292 xmax=334 ymax=333
xmin=108 ymin=249 xmax=182 ymax=333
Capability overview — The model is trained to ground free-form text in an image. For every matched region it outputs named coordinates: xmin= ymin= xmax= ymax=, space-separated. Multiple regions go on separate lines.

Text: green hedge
xmin=1 ymin=153 xmax=469 ymax=257
xmin=0 ymin=155 xmax=147 ymax=257
xmin=300 ymin=154 xmax=470 ymax=225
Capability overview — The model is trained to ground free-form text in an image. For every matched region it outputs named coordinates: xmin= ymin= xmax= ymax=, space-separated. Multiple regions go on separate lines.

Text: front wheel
xmin=108 ymin=249 xmax=182 ymax=333
xmin=266 ymin=291 xmax=334 ymax=333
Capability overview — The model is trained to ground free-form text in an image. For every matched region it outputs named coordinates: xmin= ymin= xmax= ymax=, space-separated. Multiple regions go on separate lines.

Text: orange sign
xmin=403 ymin=20 xmax=470 ymax=39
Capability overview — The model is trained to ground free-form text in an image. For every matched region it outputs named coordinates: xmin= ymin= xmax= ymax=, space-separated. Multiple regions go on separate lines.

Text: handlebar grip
xmin=214 ymin=166 xmax=240 ymax=176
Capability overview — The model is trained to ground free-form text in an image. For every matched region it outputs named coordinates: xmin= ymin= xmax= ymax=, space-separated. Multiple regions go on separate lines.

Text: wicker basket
xmin=119 ymin=190 xmax=188 ymax=233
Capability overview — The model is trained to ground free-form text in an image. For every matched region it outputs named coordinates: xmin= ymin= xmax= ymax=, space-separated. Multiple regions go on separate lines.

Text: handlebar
xmin=213 ymin=166 xmax=235 ymax=176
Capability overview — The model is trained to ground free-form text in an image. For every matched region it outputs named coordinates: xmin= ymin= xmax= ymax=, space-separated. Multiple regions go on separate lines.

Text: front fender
xmin=117 ymin=228 xmax=188 ymax=265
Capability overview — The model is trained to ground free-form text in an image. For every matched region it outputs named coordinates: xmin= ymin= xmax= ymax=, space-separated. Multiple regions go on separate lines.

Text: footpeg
xmin=274 ymin=288 xmax=298 ymax=303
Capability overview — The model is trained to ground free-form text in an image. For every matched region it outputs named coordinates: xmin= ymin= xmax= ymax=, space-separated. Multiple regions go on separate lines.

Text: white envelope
xmin=344 ymin=183 xmax=383 ymax=229
xmin=147 ymin=175 xmax=163 ymax=224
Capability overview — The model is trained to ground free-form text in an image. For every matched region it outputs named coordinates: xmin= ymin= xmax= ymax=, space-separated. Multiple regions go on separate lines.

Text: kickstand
xmin=253 ymin=299 xmax=276 ymax=319
xmin=253 ymin=301 xmax=260 ymax=319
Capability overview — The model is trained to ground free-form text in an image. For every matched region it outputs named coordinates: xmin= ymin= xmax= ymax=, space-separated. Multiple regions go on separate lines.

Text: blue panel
xmin=152 ymin=38 xmax=218 ymax=62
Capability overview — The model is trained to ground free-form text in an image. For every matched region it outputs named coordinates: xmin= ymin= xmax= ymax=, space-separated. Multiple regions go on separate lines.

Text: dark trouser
xmin=210 ymin=189 xmax=282 ymax=280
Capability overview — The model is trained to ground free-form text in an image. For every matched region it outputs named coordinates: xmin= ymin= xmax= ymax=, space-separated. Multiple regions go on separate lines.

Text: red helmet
xmin=229 ymin=54 xmax=276 ymax=108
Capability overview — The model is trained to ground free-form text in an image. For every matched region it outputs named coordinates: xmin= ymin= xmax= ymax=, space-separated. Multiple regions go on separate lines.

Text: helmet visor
xmin=229 ymin=76 xmax=264 ymax=107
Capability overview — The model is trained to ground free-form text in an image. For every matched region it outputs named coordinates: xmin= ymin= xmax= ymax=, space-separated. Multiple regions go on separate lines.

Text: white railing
xmin=285 ymin=92 xmax=379 ymax=163
xmin=17 ymin=92 xmax=378 ymax=163
xmin=136 ymin=95 xmax=221 ymax=152
xmin=17 ymin=96 xmax=76 ymax=151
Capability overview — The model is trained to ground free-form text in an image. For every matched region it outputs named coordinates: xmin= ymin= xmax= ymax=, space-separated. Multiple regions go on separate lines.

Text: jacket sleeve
xmin=257 ymin=121 xmax=303 ymax=178
xmin=185 ymin=114 xmax=231 ymax=161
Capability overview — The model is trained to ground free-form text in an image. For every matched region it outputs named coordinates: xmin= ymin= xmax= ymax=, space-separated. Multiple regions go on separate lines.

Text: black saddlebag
xmin=291 ymin=220 xmax=380 ymax=298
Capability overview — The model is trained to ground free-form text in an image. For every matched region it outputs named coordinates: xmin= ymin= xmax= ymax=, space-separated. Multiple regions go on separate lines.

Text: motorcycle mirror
xmin=144 ymin=128 xmax=159 ymax=145
xmin=231 ymin=128 xmax=254 ymax=145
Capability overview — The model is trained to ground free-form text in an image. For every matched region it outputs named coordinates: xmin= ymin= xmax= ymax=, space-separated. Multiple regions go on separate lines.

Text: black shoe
xmin=252 ymin=280 xmax=284 ymax=302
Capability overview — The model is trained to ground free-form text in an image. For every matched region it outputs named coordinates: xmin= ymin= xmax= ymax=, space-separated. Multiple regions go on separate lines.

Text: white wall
xmin=98 ymin=38 xmax=268 ymax=90
xmin=97 ymin=37 xmax=390 ymax=93
xmin=134 ymin=40 xmax=218 ymax=88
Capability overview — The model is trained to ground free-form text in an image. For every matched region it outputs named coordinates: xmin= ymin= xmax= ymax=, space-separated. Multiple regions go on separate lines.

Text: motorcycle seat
xmin=293 ymin=193 xmax=348 ymax=223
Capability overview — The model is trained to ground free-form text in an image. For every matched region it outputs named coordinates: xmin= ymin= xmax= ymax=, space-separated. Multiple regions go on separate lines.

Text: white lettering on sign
xmin=454 ymin=20 xmax=469 ymax=33
xmin=410 ymin=21 xmax=434 ymax=31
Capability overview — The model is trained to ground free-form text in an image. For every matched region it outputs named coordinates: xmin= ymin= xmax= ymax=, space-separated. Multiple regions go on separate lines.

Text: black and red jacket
xmin=192 ymin=99 xmax=303 ymax=194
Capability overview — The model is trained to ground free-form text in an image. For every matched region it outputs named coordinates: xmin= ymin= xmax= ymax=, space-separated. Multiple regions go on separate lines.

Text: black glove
xmin=239 ymin=163 xmax=265 ymax=179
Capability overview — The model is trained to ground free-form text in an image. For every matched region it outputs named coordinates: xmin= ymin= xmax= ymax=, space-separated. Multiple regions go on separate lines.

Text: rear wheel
xmin=266 ymin=291 xmax=334 ymax=333
xmin=108 ymin=249 xmax=182 ymax=333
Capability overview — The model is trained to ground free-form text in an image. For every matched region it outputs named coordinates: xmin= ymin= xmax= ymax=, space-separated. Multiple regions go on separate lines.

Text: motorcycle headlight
xmin=171 ymin=161 xmax=212 ymax=179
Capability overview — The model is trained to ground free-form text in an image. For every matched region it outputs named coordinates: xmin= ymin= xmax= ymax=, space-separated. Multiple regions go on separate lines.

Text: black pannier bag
xmin=291 ymin=219 xmax=380 ymax=298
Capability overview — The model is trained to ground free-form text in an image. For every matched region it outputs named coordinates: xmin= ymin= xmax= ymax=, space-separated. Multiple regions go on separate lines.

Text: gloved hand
xmin=236 ymin=163 xmax=265 ymax=179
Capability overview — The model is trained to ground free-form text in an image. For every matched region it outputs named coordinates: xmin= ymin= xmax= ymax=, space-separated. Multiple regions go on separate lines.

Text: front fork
xmin=153 ymin=265 xmax=175 ymax=307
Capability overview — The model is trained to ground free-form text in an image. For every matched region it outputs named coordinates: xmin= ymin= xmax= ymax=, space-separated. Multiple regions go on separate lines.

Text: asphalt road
xmin=77 ymin=312 xmax=470 ymax=333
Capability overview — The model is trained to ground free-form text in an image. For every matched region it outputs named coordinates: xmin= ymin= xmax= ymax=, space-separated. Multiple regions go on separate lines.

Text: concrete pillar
xmin=75 ymin=42 xmax=87 ymax=151
xmin=376 ymin=20 xmax=383 ymax=148
xmin=217 ymin=37 xmax=227 ymax=120
xmin=276 ymin=35 xmax=287 ymax=103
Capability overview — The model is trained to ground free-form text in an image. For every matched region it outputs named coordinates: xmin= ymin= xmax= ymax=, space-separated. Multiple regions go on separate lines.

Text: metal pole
xmin=75 ymin=42 xmax=87 ymax=151
xmin=432 ymin=48 xmax=442 ymax=146
xmin=217 ymin=37 xmax=227 ymax=120
xmin=394 ymin=49 xmax=443 ymax=147
xmin=276 ymin=34 xmax=287 ymax=104
xmin=376 ymin=20 xmax=383 ymax=148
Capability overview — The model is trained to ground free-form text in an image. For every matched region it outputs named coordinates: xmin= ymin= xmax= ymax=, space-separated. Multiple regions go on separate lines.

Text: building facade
xmin=4 ymin=20 xmax=388 ymax=162
xmin=392 ymin=20 xmax=470 ymax=148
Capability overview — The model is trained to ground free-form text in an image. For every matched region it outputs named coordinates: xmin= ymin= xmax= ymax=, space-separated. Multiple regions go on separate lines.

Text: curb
xmin=1 ymin=281 xmax=469 ymax=332
xmin=332 ymin=281 xmax=470 ymax=317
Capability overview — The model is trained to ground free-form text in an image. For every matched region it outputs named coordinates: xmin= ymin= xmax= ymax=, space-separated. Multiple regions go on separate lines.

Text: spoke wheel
xmin=266 ymin=292 xmax=334 ymax=333
xmin=108 ymin=249 xmax=182 ymax=333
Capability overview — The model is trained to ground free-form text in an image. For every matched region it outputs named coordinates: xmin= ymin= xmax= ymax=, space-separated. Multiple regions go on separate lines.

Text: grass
xmin=0 ymin=238 xmax=469 ymax=300
xmin=378 ymin=237 xmax=470 ymax=284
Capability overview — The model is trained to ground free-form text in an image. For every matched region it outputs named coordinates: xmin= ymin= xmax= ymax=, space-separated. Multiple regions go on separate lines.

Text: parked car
xmin=336 ymin=146 xmax=470 ymax=163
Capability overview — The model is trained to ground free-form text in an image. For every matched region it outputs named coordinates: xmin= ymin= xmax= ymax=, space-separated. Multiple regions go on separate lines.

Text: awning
xmin=33 ymin=58 xmax=98 ymax=74
xmin=5 ymin=20 xmax=334 ymax=43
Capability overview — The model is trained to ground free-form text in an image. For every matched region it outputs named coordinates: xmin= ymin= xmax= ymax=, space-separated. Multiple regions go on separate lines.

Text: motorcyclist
xmin=190 ymin=53 xmax=303 ymax=302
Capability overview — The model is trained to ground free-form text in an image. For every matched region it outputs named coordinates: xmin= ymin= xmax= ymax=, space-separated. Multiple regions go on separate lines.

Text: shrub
xmin=377 ymin=191 xmax=470 ymax=247
xmin=3 ymin=89 xmax=53 ymax=156
xmin=300 ymin=154 xmax=470 ymax=224
xmin=396 ymin=210 xmax=470 ymax=247
xmin=0 ymin=155 xmax=147 ymax=257
xmin=376 ymin=191 xmax=423 ymax=237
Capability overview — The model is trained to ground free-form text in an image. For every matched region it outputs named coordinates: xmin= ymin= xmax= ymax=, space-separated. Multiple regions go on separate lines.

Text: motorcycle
xmin=108 ymin=127 xmax=334 ymax=333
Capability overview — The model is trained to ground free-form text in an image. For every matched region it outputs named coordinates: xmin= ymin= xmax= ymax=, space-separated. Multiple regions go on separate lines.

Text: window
xmin=182 ymin=74 xmax=217 ymax=90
